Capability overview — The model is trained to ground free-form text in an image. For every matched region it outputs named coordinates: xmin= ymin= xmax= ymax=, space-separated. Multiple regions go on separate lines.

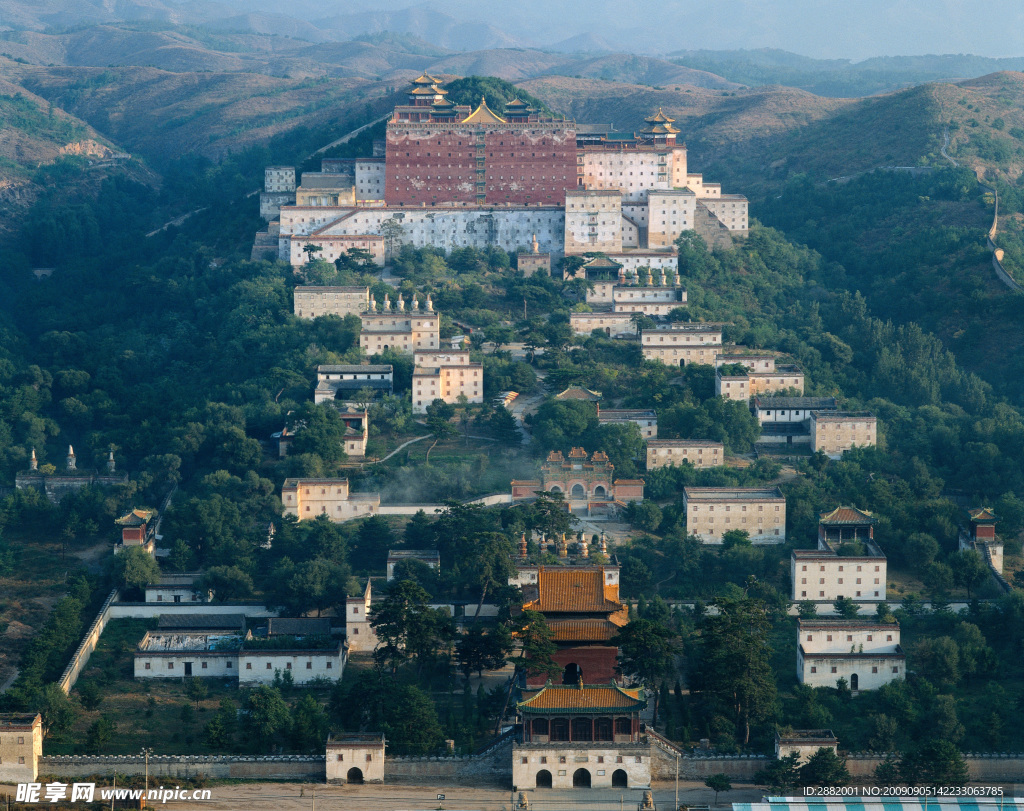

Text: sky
xmin=226 ymin=0 xmax=1024 ymax=60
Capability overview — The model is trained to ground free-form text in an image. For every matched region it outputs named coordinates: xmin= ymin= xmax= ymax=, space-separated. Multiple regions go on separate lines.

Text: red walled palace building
xmin=385 ymin=74 xmax=578 ymax=207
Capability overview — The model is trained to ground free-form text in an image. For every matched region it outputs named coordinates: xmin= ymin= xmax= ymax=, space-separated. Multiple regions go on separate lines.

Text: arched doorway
xmin=346 ymin=767 xmax=364 ymax=784
xmin=593 ymin=485 xmax=607 ymax=498
xmin=562 ymin=663 xmax=583 ymax=684
xmin=680 ymin=359 xmax=686 ymax=368
xmin=570 ymin=483 xmax=586 ymax=499
xmin=850 ymin=673 xmax=859 ymax=691
xmin=536 ymin=770 xmax=552 ymax=788
xmin=573 ymin=768 xmax=591 ymax=788
xmin=612 ymin=769 xmax=628 ymax=787
xmin=549 ymin=485 xmax=562 ymax=494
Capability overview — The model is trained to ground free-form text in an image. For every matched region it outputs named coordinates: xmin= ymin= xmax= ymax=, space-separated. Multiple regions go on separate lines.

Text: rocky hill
xmin=0 ymin=67 xmax=152 ymax=240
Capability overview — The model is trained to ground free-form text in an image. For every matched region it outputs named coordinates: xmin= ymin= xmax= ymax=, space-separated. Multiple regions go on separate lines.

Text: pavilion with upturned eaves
xmin=512 ymin=682 xmax=651 ymax=790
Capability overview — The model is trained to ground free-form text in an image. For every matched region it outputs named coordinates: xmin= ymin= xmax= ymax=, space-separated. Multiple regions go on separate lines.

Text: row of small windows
xmin=809 ymin=666 xmax=899 ymax=674
xmin=801 ymin=564 xmax=882 ymax=572
xmin=692 ymin=504 xmax=781 ymax=512
xmin=143 ymin=660 xmax=332 ymax=670
xmin=801 ymin=577 xmax=881 ymax=584
xmin=801 ymin=590 xmax=881 ymax=597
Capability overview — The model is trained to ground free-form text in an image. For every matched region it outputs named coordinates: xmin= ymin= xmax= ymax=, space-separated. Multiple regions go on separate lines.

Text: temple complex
xmin=510 ymin=448 xmax=644 ymax=515
xmin=258 ymin=75 xmax=747 ymax=269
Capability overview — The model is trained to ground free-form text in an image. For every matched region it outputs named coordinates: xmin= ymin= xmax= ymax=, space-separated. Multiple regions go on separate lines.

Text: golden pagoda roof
xmin=969 ymin=508 xmax=999 ymax=523
xmin=116 ymin=508 xmax=156 ymax=526
xmin=523 ymin=567 xmax=624 ymax=614
xmin=410 ymin=84 xmax=447 ymax=96
xmin=517 ymin=683 xmax=645 ymax=714
xmin=819 ymin=506 xmax=875 ymax=525
xmin=646 ymin=123 xmax=680 ymax=135
xmin=505 ymin=97 xmax=529 ymax=109
xmin=462 ymin=96 xmax=506 ymax=124
xmin=411 ymin=73 xmax=442 ymax=85
xmin=645 ymin=108 xmax=675 ymax=123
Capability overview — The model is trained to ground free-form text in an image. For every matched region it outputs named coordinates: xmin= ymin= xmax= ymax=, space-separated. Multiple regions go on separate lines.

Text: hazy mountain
xmin=313 ymin=8 xmax=521 ymax=52
xmin=670 ymin=48 xmax=1024 ymax=96
xmin=546 ymin=33 xmax=615 ymax=55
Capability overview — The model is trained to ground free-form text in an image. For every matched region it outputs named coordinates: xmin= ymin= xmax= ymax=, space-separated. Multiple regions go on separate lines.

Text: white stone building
xmin=716 ymin=366 xmax=805 ymax=402
xmin=683 ymin=486 xmax=786 ymax=543
xmin=797 ymin=619 xmax=905 ymax=691
xmin=281 ymin=478 xmax=380 ymax=523
xmin=144 ymin=574 xmax=210 ymax=604
xmin=640 ymin=323 xmax=723 ymax=366
xmin=715 ymin=353 xmax=778 ymax=373
xmin=645 ymin=439 xmax=723 ymax=470
xmin=326 ymin=735 xmax=385 ymax=784
xmin=513 ymin=683 xmax=650 ymax=791
xmin=810 ymin=411 xmax=878 ymax=458
xmin=314 ymin=364 xmax=393 ymax=403
xmin=0 ymin=714 xmax=42 ymax=783
xmin=412 ymin=349 xmax=483 ymax=413
xmin=359 ymin=296 xmax=440 ymax=355
xmin=570 ymin=311 xmax=635 ymax=337
xmin=345 ymin=580 xmax=377 ymax=651
xmin=135 ymin=631 xmax=344 ymax=684
xmin=597 ymin=408 xmax=657 ymax=439
xmin=775 ymin=730 xmax=838 ymax=763
xmin=294 ymin=286 xmax=370 ymax=319
xmin=792 ymin=506 xmax=886 ymax=602
xmin=752 ymin=396 xmax=838 ymax=446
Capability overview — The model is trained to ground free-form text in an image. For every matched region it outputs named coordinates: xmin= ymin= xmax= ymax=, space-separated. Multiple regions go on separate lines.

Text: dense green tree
xmin=898 ymin=740 xmax=969 ymax=787
xmin=799 ymin=748 xmax=851 ymax=787
xmin=456 ymin=623 xmax=513 ymax=680
xmin=754 ymin=752 xmax=801 ymax=793
xmin=704 ymin=773 xmax=732 ymax=805
xmin=513 ymin=609 xmax=560 ymax=679
xmin=697 ymin=595 xmax=777 ymax=744
xmin=243 ymin=685 xmax=291 ymax=750
xmin=290 ymin=694 xmax=330 ymax=752
xmin=110 ymin=545 xmax=160 ymax=594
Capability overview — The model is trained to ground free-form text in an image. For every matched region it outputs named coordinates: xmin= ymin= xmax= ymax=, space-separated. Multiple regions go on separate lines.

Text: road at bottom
xmin=149 ymin=780 xmax=767 ymax=811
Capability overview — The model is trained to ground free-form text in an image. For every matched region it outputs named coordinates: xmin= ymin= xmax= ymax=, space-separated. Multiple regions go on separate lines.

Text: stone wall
xmin=38 ymin=755 xmax=323 ymax=780
xmin=384 ymin=735 xmax=513 ymax=785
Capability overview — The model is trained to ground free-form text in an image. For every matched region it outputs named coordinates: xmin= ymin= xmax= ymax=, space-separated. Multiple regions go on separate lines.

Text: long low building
xmin=641 ymin=323 xmax=723 ymax=366
xmin=645 ymin=439 xmax=724 ymax=470
xmin=134 ymin=631 xmax=345 ymax=684
xmin=314 ymin=365 xmax=394 ymax=403
xmin=810 ymin=410 xmax=878 ymax=458
xmin=683 ymin=486 xmax=786 ymax=543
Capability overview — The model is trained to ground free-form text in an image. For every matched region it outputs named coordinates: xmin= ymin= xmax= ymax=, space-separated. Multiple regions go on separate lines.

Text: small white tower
xmin=29 ymin=447 xmax=38 ymax=472
xmin=66 ymin=445 xmax=76 ymax=471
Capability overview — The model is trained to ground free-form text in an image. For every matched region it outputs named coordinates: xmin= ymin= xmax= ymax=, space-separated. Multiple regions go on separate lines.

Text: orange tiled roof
xmin=115 ymin=508 xmax=155 ymax=526
xmin=548 ymin=617 xmax=627 ymax=643
xmin=518 ymin=683 xmax=644 ymax=713
xmin=819 ymin=506 xmax=875 ymax=525
xmin=969 ymin=508 xmax=998 ymax=522
xmin=525 ymin=568 xmax=623 ymax=614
